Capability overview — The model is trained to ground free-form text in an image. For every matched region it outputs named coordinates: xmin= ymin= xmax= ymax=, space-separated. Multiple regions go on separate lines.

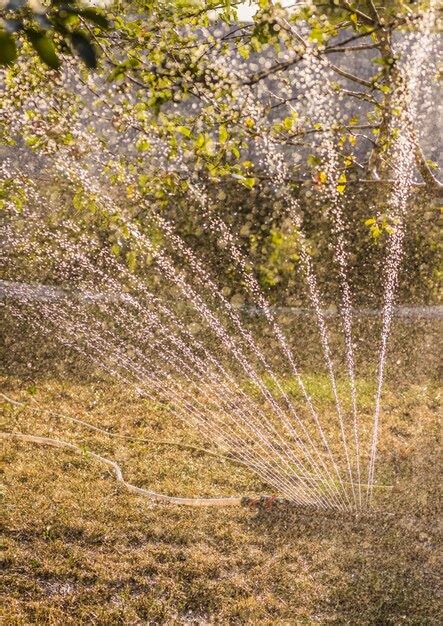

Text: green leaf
xmin=219 ymin=125 xmax=228 ymax=144
xmin=309 ymin=28 xmax=324 ymax=44
xmin=371 ymin=224 xmax=381 ymax=239
xmin=108 ymin=65 xmax=126 ymax=81
xmin=26 ymin=31 xmax=61 ymax=70
xmin=337 ymin=172 xmax=347 ymax=195
xmin=241 ymin=177 xmax=255 ymax=189
xmin=177 ymin=125 xmax=191 ymax=138
xmin=237 ymin=44 xmax=250 ymax=60
xmin=73 ymin=191 xmax=84 ymax=210
xmin=138 ymin=174 xmax=149 ymax=188
xmin=79 ymin=9 xmax=110 ymax=30
xmin=317 ymin=171 xmax=327 ymax=184
xmin=194 ymin=133 xmax=206 ymax=149
xmin=71 ymin=31 xmax=97 ymax=68
xmin=61 ymin=132 xmax=75 ymax=145
xmin=307 ymin=154 xmax=321 ymax=167
xmin=0 ymin=31 xmax=17 ymax=66
xmin=136 ymin=137 xmax=151 ymax=151
xmin=25 ymin=135 xmax=40 ymax=147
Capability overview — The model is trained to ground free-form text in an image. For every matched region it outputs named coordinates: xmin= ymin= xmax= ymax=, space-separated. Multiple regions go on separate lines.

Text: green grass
xmin=259 ymin=372 xmax=378 ymax=410
xmin=1 ymin=373 xmax=441 ymax=624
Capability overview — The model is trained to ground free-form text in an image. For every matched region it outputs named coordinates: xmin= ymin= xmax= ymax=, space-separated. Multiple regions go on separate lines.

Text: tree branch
xmin=367 ymin=0 xmax=382 ymax=25
xmin=326 ymin=61 xmax=374 ymax=89
xmin=342 ymin=2 xmax=375 ymax=25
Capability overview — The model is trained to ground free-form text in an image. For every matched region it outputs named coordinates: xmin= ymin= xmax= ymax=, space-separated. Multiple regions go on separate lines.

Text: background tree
xmin=1 ymin=1 xmax=441 ymax=194
xmin=1 ymin=1 xmax=441 ymax=301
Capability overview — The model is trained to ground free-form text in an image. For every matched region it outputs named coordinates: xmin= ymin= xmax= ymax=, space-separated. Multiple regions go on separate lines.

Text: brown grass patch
xmin=1 ymin=374 xmax=441 ymax=624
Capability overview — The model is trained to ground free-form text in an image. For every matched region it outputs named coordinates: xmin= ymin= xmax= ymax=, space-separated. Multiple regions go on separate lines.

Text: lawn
xmin=1 ymin=370 xmax=440 ymax=624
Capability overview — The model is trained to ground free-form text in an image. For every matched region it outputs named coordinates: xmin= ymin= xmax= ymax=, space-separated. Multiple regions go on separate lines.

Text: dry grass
xmin=1 ymin=373 xmax=441 ymax=625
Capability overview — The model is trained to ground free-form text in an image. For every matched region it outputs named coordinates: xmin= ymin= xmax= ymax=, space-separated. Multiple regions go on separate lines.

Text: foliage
xmin=0 ymin=0 xmax=110 ymax=68
xmin=0 ymin=1 xmax=441 ymax=297
xmin=1 ymin=1 xmax=440 ymax=187
xmin=255 ymin=224 xmax=300 ymax=288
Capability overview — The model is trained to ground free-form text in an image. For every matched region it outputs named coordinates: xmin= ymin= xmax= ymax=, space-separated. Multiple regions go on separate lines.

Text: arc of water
xmin=150 ymin=215 xmax=351 ymax=504
xmin=10 ymin=298 xmax=324 ymax=507
xmin=0 ymin=125 xmax=354 ymax=508
xmin=197 ymin=50 xmax=362 ymax=508
xmin=255 ymin=136 xmax=359 ymax=508
xmin=2 ymin=205 xmax=336 ymax=508
xmin=46 ymin=152 xmax=352 ymax=509
xmin=237 ymin=21 xmax=364 ymax=507
xmin=0 ymin=188 xmax=346 ymax=510
xmin=1 ymin=54 xmax=360 ymax=508
xmin=8 ymin=299 xmax=309 ymax=505
xmin=186 ymin=183 xmax=351 ymax=510
xmin=367 ymin=3 xmax=438 ymax=503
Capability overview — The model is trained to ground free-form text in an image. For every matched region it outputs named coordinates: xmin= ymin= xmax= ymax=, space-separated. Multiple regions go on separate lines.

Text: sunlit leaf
xmin=177 ymin=125 xmax=191 ymax=138
xmin=26 ymin=30 xmax=61 ymax=70
xmin=136 ymin=137 xmax=151 ymax=151
xmin=240 ymin=177 xmax=255 ymax=188
xmin=337 ymin=172 xmax=347 ymax=195
xmin=219 ymin=125 xmax=228 ymax=144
